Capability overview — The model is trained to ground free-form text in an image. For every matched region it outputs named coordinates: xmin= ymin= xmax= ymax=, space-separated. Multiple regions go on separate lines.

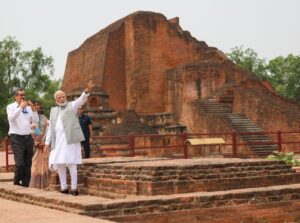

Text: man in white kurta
xmin=45 ymin=80 xmax=94 ymax=196
xmin=47 ymin=96 xmax=85 ymax=167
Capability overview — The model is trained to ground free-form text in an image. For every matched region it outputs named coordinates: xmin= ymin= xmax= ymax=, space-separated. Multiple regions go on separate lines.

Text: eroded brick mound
xmin=62 ymin=11 xmax=300 ymax=143
xmin=103 ymin=110 xmax=156 ymax=136
xmin=62 ymin=11 xmax=227 ymax=114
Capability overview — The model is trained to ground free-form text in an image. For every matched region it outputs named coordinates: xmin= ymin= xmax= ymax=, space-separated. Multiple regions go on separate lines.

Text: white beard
xmin=57 ymin=101 xmax=67 ymax=107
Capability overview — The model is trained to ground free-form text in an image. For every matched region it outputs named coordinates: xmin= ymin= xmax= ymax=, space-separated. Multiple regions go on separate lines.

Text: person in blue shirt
xmin=77 ymin=106 xmax=93 ymax=158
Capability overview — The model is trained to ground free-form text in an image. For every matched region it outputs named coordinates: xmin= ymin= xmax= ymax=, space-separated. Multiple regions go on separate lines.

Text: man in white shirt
xmin=44 ymin=80 xmax=95 ymax=196
xmin=6 ymin=88 xmax=39 ymax=187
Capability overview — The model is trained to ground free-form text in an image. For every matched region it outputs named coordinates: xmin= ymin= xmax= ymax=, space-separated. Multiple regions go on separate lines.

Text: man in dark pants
xmin=6 ymin=88 xmax=39 ymax=187
xmin=77 ymin=106 xmax=93 ymax=158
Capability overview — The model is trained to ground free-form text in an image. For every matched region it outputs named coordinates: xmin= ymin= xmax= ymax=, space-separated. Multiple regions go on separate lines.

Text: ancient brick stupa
xmin=61 ymin=11 xmax=300 ymax=155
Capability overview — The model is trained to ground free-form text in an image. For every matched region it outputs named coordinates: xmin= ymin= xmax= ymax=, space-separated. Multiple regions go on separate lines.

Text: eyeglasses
xmin=18 ymin=94 xmax=25 ymax=96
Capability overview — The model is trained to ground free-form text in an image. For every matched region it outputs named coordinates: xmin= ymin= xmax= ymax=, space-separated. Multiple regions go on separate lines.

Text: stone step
xmin=226 ymin=121 xmax=259 ymax=124
xmin=202 ymin=107 xmax=232 ymax=110
xmin=228 ymin=124 xmax=260 ymax=127
xmin=223 ymin=113 xmax=276 ymax=156
xmin=233 ymin=127 xmax=262 ymax=131
xmin=201 ymin=104 xmax=231 ymax=107
xmin=250 ymin=148 xmax=277 ymax=155
xmin=202 ymin=109 xmax=232 ymax=112
xmin=203 ymin=111 xmax=232 ymax=113
xmin=240 ymin=135 xmax=271 ymax=138
xmin=78 ymin=161 xmax=293 ymax=181
xmin=201 ymin=105 xmax=231 ymax=109
xmin=1 ymin=181 xmax=300 ymax=222
xmin=226 ymin=121 xmax=260 ymax=125
xmin=250 ymin=146 xmax=277 ymax=152
xmin=90 ymin=169 xmax=295 ymax=182
xmin=227 ymin=120 xmax=255 ymax=123
xmin=84 ymin=172 xmax=300 ymax=197
xmin=201 ymin=108 xmax=232 ymax=111
xmin=239 ymin=139 xmax=273 ymax=143
xmin=50 ymin=158 xmax=296 ymax=198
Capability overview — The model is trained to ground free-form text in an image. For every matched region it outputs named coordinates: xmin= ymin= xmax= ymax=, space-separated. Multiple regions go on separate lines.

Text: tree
xmin=0 ymin=36 xmax=59 ymax=139
xmin=227 ymin=46 xmax=268 ymax=80
xmin=0 ymin=36 xmax=22 ymax=94
xmin=267 ymin=54 xmax=300 ymax=100
xmin=227 ymin=46 xmax=300 ymax=101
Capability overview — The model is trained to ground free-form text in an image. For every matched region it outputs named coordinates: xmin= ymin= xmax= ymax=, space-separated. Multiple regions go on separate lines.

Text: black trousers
xmin=81 ymin=138 xmax=91 ymax=158
xmin=10 ymin=134 xmax=34 ymax=187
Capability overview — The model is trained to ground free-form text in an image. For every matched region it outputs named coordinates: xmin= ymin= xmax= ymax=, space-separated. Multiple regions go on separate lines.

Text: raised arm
xmin=28 ymin=101 xmax=39 ymax=124
xmin=71 ymin=80 xmax=95 ymax=112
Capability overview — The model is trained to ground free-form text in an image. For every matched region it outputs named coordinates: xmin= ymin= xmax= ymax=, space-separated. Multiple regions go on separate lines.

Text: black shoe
xmin=60 ymin=188 xmax=69 ymax=194
xmin=13 ymin=182 xmax=21 ymax=186
xmin=21 ymin=183 xmax=29 ymax=187
xmin=70 ymin=189 xmax=79 ymax=196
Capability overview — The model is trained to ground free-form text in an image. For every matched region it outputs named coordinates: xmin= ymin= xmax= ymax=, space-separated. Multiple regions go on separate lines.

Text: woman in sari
xmin=29 ymin=101 xmax=49 ymax=190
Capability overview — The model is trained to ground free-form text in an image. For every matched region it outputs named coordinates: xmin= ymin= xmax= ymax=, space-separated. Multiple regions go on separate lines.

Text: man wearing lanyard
xmin=6 ymin=88 xmax=39 ymax=187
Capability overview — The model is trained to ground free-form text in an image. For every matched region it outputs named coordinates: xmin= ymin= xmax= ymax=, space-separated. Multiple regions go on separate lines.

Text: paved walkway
xmin=0 ymin=172 xmax=115 ymax=223
xmin=0 ymin=171 xmax=13 ymax=182
xmin=0 ymin=198 xmax=114 ymax=223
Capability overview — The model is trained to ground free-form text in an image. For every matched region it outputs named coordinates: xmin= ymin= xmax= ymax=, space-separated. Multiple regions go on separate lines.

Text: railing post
xmin=128 ymin=134 xmax=135 ymax=157
xmin=277 ymin=130 xmax=282 ymax=152
xmin=5 ymin=137 xmax=9 ymax=172
xmin=232 ymin=130 xmax=237 ymax=158
xmin=181 ymin=132 xmax=188 ymax=159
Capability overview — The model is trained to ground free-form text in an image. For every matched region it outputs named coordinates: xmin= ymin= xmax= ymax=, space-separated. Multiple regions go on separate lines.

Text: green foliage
xmin=267 ymin=54 xmax=300 ymax=100
xmin=0 ymin=36 xmax=60 ymax=138
xmin=227 ymin=46 xmax=268 ymax=80
xmin=227 ymin=46 xmax=300 ymax=101
xmin=266 ymin=151 xmax=300 ymax=166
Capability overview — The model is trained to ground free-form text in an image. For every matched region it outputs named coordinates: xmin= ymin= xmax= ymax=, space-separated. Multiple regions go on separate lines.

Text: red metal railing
xmin=3 ymin=136 xmax=13 ymax=172
xmin=95 ymin=131 xmax=300 ymax=159
xmin=4 ymin=131 xmax=300 ymax=171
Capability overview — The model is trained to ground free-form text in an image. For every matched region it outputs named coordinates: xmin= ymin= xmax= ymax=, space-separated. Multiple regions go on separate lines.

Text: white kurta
xmin=46 ymin=93 xmax=88 ymax=169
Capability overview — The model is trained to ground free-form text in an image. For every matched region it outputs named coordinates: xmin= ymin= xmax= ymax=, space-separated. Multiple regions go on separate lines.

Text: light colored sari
xmin=30 ymin=114 xmax=50 ymax=190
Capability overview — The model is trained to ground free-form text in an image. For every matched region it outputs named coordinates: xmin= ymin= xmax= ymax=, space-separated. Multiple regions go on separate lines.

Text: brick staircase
xmin=199 ymin=99 xmax=232 ymax=115
xmin=199 ymin=88 xmax=277 ymax=156
xmin=224 ymin=113 xmax=277 ymax=156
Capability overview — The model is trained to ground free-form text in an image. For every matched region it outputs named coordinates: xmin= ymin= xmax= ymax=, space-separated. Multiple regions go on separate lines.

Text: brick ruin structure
xmin=61 ymin=11 xmax=300 ymax=156
xmin=2 ymin=11 xmax=300 ymax=223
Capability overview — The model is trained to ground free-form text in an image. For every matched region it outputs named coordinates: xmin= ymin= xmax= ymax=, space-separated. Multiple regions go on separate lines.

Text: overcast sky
xmin=1 ymin=0 xmax=300 ymax=80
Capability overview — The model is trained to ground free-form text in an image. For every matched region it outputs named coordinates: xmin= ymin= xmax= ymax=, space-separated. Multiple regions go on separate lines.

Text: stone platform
xmin=74 ymin=157 xmax=300 ymax=198
xmin=1 ymin=181 xmax=300 ymax=222
xmin=2 ymin=157 xmax=300 ymax=222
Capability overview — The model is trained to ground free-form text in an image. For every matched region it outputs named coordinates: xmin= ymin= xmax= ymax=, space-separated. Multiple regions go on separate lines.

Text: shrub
xmin=266 ymin=151 xmax=300 ymax=166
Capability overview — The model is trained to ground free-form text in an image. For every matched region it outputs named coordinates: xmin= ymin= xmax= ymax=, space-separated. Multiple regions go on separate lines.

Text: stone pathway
xmin=0 ymin=198 xmax=114 ymax=223
xmin=0 ymin=171 xmax=13 ymax=182
xmin=0 ymin=171 xmax=115 ymax=222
